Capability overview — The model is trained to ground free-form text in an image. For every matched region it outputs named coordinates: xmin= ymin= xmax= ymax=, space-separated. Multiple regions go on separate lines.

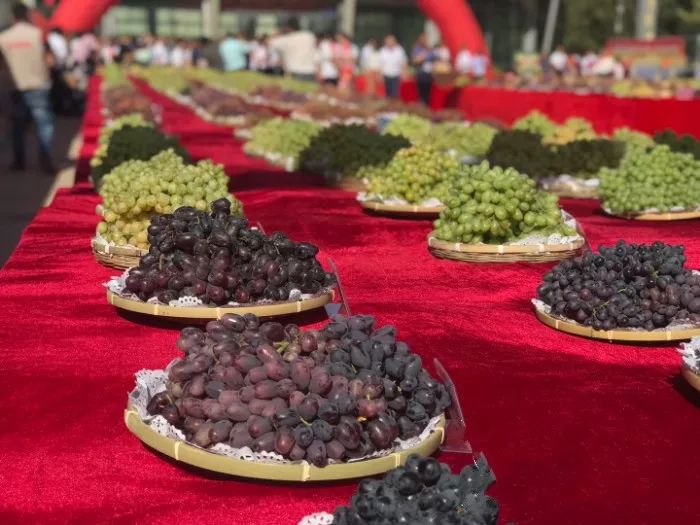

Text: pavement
xmin=0 ymin=115 xmax=81 ymax=266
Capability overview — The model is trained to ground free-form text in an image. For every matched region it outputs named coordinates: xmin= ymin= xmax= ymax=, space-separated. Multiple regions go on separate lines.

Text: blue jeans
xmin=11 ymin=88 xmax=54 ymax=166
xmin=384 ymin=76 xmax=400 ymax=99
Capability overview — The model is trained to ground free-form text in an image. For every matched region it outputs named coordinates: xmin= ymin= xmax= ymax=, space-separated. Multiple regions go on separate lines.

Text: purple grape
xmin=274 ymin=427 xmax=296 ymax=455
xmin=306 ymin=439 xmax=328 ymax=467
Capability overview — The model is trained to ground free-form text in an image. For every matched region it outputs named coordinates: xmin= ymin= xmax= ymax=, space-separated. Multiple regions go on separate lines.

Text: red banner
xmin=49 ymin=0 xmax=117 ymax=32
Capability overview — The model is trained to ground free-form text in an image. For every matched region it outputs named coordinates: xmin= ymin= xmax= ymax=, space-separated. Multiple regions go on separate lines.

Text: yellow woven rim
xmin=107 ymin=290 xmax=333 ymax=319
xmin=124 ymin=405 xmax=445 ymax=481
xmin=427 ymin=232 xmax=586 ymax=254
xmin=681 ymin=366 xmax=700 ymax=393
xmin=535 ymin=307 xmax=700 ymax=342
xmin=361 ymin=201 xmax=445 ymax=216
xmin=607 ymin=209 xmax=700 ymax=221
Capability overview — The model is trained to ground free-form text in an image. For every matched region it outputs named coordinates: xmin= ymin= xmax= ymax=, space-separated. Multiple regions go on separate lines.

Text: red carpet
xmin=0 ymin=76 xmax=699 ymax=525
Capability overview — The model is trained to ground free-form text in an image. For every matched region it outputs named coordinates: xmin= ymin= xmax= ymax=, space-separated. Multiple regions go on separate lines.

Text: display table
xmin=1 ymin=76 xmax=699 ymax=525
xmin=457 ymin=85 xmax=700 ymax=137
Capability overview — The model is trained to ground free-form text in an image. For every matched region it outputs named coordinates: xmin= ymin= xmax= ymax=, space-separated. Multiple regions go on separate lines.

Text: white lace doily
xmin=106 ymin=270 xmax=319 ymax=308
xmin=92 ymin=232 xmax=141 ymax=251
xmin=603 ymin=204 xmax=700 ymax=215
xmin=298 ymin=513 xmax=333 ymax=525
xmin=532 ymin=298 xmax=700 ymax=333
xmin=679 ymin=337 xmax=700 ymax=372
xmin=130 ymin=368 xmax=443 ymax=465
xmin=541 ymin=174 xmax=600 ymax=189
xmin=357 ymin=192 xmax=443 ymax=209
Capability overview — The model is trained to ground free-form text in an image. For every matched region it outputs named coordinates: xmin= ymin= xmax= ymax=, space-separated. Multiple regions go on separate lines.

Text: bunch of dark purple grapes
xmin=538 ymin=240 xmax=700 ymax=331
xmin=332 ymin=454 xmax=498 ymax=525
xmin=124 ymin=199 xmax=335 ymax=305
xmin=147 ymin=313 xmax=451 ymax=467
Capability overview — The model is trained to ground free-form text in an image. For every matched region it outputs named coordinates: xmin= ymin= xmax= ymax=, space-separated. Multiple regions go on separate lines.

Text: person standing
xmin=454 ymin=45 xmax=472 ymax=75
xmin=151 ymin=36 xmax=169 ymax=66
xmin=0 ymin=2 xmax=54 ymax=172
xmin=249 ymin=36 xmax=270 ymax=72
xmin=335 ymin=33 xmax=358 ymax=92
xmin=270 ymin=17 xmax=316 ymax=81
xmin=379 ymin=35 xmax=406 ymax=99
xmin=549 ymin=44 xmax=568 ymax=78
xmin=360 ymin=38 xmax=381 ymax=95
xmin=170 ymin=39 xmax=187 ymax=68
xmin=411 ymin=33 xmax=435 ymax=105
xmin=317 ymin=33 xmax=339 ymax=85
xmin=219 ymin=32 xmax=247 ymax=72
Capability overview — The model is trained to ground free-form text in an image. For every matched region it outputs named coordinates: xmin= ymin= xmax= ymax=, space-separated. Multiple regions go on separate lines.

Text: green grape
xmin=543 ymin=117 xmax=596 ymax=145
xmin=428 ymin=122 xmax=497 ymax=158
xmin=366 ymin=146 xmax=462 ymax=204
xmin=381 ymin=114 xmax=433 ymax=144
xmin=101 ymin=63 xmax=130 ymax=88
xmin=612 ymin=127 xmax=654 ymax=149
xmin=97 ymin=149 xmax=242 ymax=248
xmin=599 ymin=144 xmax=700 ymax=214
xmin=434 ymin=161 xmax=576 ymax=244
xmin=512 ymin=110 xmax=557 ymax=136
xmin=299 ymin=124 xmax=410 ymax=178
xmin=244 ymin=117 xmax=322 ymax=168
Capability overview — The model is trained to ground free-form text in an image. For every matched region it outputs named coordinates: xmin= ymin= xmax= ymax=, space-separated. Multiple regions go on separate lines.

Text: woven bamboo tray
xmin=92 ymin=238 xmax=146 ymax=270
xmin=427 ymin=233 xmax=585 ymax=263
xmin=107 ymin=290 xmax=333 ymax=320
xmin=681 ymin=366 xmax=700 ymax=393
xmin=549 ymin=186 xmax=599 ymax=199
xmin=608 ymin=209 xmax=700 ymax=221
xmin=361 ymin=201 xmax=445 ymax=218
xmin=124 ymin=404 xmax=445 ymax=481
xmin=324 ymin=175 xmax=366 ymax=192
xmin=535 ymin=307 xmax=700 ymax=342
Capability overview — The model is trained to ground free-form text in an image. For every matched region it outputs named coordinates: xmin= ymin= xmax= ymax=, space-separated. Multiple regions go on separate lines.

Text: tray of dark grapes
xmin=609 ymin=209 xmax=700 ymax=221
xmin=533 ymin=241 xmax=700 ymax=342
xmin=108 ymin=289 xmax=333 ymax=320
xmin=428 ymin=233 xmax=585 ymax=263
xmin=361 ymin=201 xmax=445 ymax=218
xmin=125 ymin=314 xmax=449 ymax=481
xmin=92 ymin=237 xmax=146 ymax=270
xmin=681 ymin=366 xmax=700 ymax=392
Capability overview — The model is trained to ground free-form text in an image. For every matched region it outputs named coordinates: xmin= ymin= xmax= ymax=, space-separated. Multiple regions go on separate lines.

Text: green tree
xmin=562 ymin=0 xmax=627 ymax=52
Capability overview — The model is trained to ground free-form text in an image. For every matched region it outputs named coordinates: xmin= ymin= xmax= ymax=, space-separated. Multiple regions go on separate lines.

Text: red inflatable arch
xmin=46 ymin=0 xmax=488 ymax=57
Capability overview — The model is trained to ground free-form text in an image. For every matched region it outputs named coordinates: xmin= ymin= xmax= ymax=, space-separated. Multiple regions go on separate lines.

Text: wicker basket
xmin=324 ymin=174 xmax=367 ymax=192
xmin=427 ymin=233 xmax=585 ymax=263
xmin=91 ymin=237 xmax=145 ymax=270
xmin=681 ymin=366 xmax=700 ymax=393
xmin=361 ymin=201 xmax=445 ymax=218
xmin=124 ymin=402 xmax=444 ymax=482
xmin=107 ymin=290 xmax=333 ymax=321
xmin=535 ymin=307 xmax=700 ymax=342
xmin=607 ymin=209 xmax=700 ymax=221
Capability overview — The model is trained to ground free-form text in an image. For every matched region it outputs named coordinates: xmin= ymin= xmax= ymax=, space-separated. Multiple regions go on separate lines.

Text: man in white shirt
xmin=379 ymin=35 xmax=407 ymax=99
xmin=454 ymin=46 xmax=472 ymax=75
xmin=549 ymin=45 xmax=568 ymax=76
xmin=0 ymin=2 xmax=54 ymax=172
xmin=270 ymin=17 xmax=316 ymax=81
xmin=47 ymin=28 xmax=68 ymax=68
xmin=151 ymin=36 xmax=169 ymax=66
xmin=580 ymin=50 xmax=598 ymax=76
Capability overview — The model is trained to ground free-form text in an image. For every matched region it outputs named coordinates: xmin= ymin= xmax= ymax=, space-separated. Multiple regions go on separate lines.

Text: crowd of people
xmin=95 ymin=17 xmax=489 ymax=105
xmin=545 ymin=44 xmax=627 ymax=80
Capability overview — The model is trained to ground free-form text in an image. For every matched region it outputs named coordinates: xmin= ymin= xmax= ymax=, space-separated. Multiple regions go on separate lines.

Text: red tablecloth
xmin=2 ymin=77 xmax=700 ymax=525
xmin=457 ymin=85 xmax=700 ymax=138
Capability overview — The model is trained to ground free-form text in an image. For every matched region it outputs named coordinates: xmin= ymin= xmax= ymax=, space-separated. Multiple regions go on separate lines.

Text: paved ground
xmin=0 ymin=115 xmax=81 ymax=266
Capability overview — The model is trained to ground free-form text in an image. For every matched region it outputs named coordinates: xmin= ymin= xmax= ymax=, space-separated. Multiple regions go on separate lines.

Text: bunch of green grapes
xmin=244 ymin=118 xmax=322 ymax=166
xmin=428 ymin=122 xmax=498 ymax=158
xmin=599 ymin=145 xmax=700 ymax=214
xmin=381 ymin=114 xmax=433 ymax=144
xmin=366 ymin=146 xmax=461 ymax=204
xmin=136 ymin=66 xmax=191 ymax=94
xmin=97 ymin=150 xmax=241 ymax=248
xmin=512 ymin=110 xmax=557 ymax=136
xmin=612 ymin=127 xmax=654 ymax=149
xmin=434 ymin=162 xmax=576 ymax=244
xmin=101 ymin=63 xmax=129 ymax=88
xmin=299 ymin=124 xmax=410 ymax=178
xmin=553 ymin=139 xmax=625 ymax=178
xmin=91 ymin=114 xmax=153 ymax=169
xmin=544 ymin=117 xmax=597 ymax=145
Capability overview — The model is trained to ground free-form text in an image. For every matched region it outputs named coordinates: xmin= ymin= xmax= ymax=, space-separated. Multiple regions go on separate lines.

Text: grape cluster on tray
xmin=146 ymin=314 xmax=451 ymax=467
xmin=124 ymin=199 xmax=334 ymax=305
xmin=434 ymin=162 xmax=577 ymax=244
xmin=329 ymin=454 xmax=498 ymax=525
xmin=599 ymin=144 xmax=700 ymax=214
xmin=365 ymin=146 xmax=461 ymax=204
xmin=537 ymin=240 xmax=700 ymax=330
